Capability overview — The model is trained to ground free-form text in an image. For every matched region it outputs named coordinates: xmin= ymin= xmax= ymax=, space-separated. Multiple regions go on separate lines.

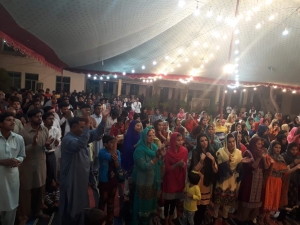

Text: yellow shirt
xmin=183 ymin=183 xmax=201 ymax=212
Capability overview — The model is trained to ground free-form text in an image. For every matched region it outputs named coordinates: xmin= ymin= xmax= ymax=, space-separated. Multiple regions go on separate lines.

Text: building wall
xmin=0 ymin=54 xmax=85 ymax=92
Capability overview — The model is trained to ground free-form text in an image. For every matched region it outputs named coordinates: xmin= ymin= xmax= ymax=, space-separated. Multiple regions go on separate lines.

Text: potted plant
xmin=160 ymin=102 xmax=169 ymax=116
xmin=145 ymin=99 xmax=154 ymax=115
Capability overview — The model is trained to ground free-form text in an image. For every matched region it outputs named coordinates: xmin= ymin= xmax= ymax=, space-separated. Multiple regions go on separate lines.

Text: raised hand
xmin=200 ymin=153 xmax=206 ymax=161
xmin=32 ymin=131 xmax=39 ymax=146
xmin=206 ymin=152 xmax=214 ymax=161
xmin=102 ymin=109 xmax=111 ymax=121
xmin=112 ymin=153 xmax=118 ymax=161
xmin=45 ymin=136 xmax=54 ymax=148
xmin=54 ymin=139 xmax=60 ymax=147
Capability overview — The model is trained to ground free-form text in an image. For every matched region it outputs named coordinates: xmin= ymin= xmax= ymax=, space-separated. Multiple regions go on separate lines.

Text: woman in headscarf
xmin=281 ymin=124 xmax=289 ymax=133
xmin=165 ymin=113 xmax=174 ymax=125
xmin=132 ymin=127 xmax=166 ymax=225
xmin=213 ymin=134 xmax=242 ymax=224
xmin=125 ymin=110 xmax=135 ymax=131
xmin=163 ymin=121 xmax=172 ymax=143
xmin=232 ymin=131 xmax=246 ymax=154
xmin=154 ymin=119 xmax=167 ymax=144
xmin=139 ymin=107 xmax=148 ymax=122
xmin=241 ymin=124 xmax=250 ymax=146
xmin=282 ymin=115 xmax=291 ymax=125
xmin=275 ymin=134 xmax=288 ymax=154
xmin=262 ymin=141 xmax=300 ymax=224
xmin=287 ymin=127 xmax=300 ymax=145
xmin=268 ymin=120 xmax=280 ymax=142
xmin=175 ymin=126 xmax=186 ymax=147
xmin=121 ymin=121 xmax=143 ymax=200
xmin=260 ymin=118 xmax=270 ymax=126
xmin=205 ymin=124 xmax=222 ymax=153
xmin=177 ymin=108 xmax=185 ymax=120
xmin=174 ymin=118 xmax=188 ymax=136
xmin=214 ymin=118 xmax=227 ymax=142
xmin=184 ymin=113 xmax=199 ymax=133
xmin=236 ymin=137 xmax=267 ymax=223
xmin=255 ymin=125 xmax=270 ymax=148
xmin=276 ymin=143 xmax=300 ymax=222
xmin=289 ymin=116 xmax=300 ymax=130
xmin=230 ymin=122 xmax=242 ymax=133
xmin=198 ymin=111 xmax=208 ymax=122
xmin=254 ymin=113 xmax=262 ymax=122
xmin=189 ymin=133 xmax=218 ymax=225
xmin=246 ymin=117 xmax=255 ymax=137
xmin=224 ymin=114 xmax=235 ymax=131
xmin=162 ymin=132 xmax=188 ymax=225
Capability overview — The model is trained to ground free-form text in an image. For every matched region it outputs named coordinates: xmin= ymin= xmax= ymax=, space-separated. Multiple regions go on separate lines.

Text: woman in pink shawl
xmin=287 ymin=127 xmax=300 ymax=144
xmin=162 ymin=132 xmax=188 ymax=225
xmin=177 ymin=108 xmax=185 ymax=120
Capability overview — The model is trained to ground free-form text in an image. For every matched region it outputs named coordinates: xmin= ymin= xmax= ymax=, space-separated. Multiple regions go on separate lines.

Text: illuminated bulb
xmin=159 ymin=76 xmax=162 ymax=79
xmin=178 ymin=0 xmax=185 ymax=7
xmin=114 ymin=74 xmax=117 ymax=78
xmin=3 ymin=40 xmax=6 ymax=43
xmin=193 ymin=41 xmax=199 ymax=46
xmin=269 ymin=15 xmax=275 ymax=21
xmin=236 ymin=81 xmax=240 ymax=87
xmin=253 ymin=87 xmax=257 ymax=90
xmin=225 ymin=90 xmax=228 ymax=93
xmin=204 ymin=59 xmax=208 ymax=63
xmin=243 ymin=89 xmax=246 ymax=92
xmin=154 ymin=78 xmax=157 ymax=81
xmin=223 ymin=64 xmax=235 ymax=74
xmin=216 ymin=45 xmax=220 ymax=50
xmin=223 ymin=35 xmax=228 ymax=40
xmin=146 ymin=80 xmax=149 ymax=83
xmin=217 ymin=15 xmax=223 ymax=21
xmin=163 ymin=72 xmax=167 ymax=76
xmin=235 ymin=57 xmax=239 ymax=62
xmin=150 ymin=80 xmax=153 ymax=82
xmin=283 ymin=28 xmax=289 ymax=35
xmin=170 ymin=68 xmax=174 ymax=72
xmin=185 ymin=58 xmax=189 ymax=62
xmin=292 ymin=90 xmax=296 ymax=94
xmin=282 ymin=89 xmax=286 ymax=92
xmin=274 ymin=85 xmax=277 ymax=88
xmin=206 ymin=10 xmax=213 ymax=17
xmin=178 ymin=48 xmax=183 ymax=54
xmin=142 ymin=65 xmax=145 ymax=69
xmin=143 ymin=80 xmax=145 ymax=82
xmin=235 ymin=69 xmax=239 ymax=73
xmin=93 ymin=76 xmax=97 ymax=80
xmin=122 ymin=72 xmax=126 ymax=75
xmin=246 ymin=16 xmax=251 ymax=21
xmin=153 ymin=61 xmax=157 ymax=65
xmin=233 ymin=90 xmax=237 ymax=93
xmin=177 ymin=63 xmax=181 ymax=67
xmin=165 ymin=56 xmax=169 ymax=60
xmin=255 ymin=23 xmax=262 ymax=29
xmin=100 ymin=77 xmax=103 ymax=80
xmin=234 ymin=29 xmax=240 ymax=34
xmin=87 ymin=74 xmax=91 ymax=77
xmin=203 ymin=43 xmax=208 ymax=48
xmin=132 ymin=69 xmax=135 ymax=73
xmin=209 ymin=53 xmax=214 ymax=58
xmin=194 ymin=8 xmax=200 ymax=16
xmin=235 ymin=50 xmax=239 ymax=54
xmin=107 ymin=76 xmax=110 ymax=79
xmin=235 ymin=40 xmax=240 ymax=44
xmin=200 ymin=65 xmax=204 ymax=69
xmin=193 ymin=51 xmax=198 ymax=56
xmin=265 ymin=0 xmax=272 ymax=5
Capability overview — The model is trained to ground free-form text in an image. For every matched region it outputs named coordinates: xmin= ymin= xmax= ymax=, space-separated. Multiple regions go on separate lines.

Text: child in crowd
xmin=98 ymin=135 xmax=121 ymax=225
xmin=84 ymin=208 xmax=107 ymax=225
xmin=182 ymin=170 xmax=201 ymax=225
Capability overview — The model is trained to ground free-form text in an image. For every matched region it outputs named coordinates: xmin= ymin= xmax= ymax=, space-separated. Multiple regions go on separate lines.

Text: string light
xmin=282 ymin=28 xmax=289 ymax=35
xmin=122 ymin=72 xmax=126 ymax=75
xmin=178 ymin=48 xmax=183 ymax=54
xmin=292 ymin=90 xmax=296 ymax=94
xmin=178 ymin=0 xmax=185 ymax=8
xmin=254 ymin=87 xmax=257 ymax=90
xmin=274 ymin=86 xmax=277 ymax=88
xmin=256 ymin=23 xmax=262 ymax=29
xmin=153 ymin=61 xmax=157 ymax=65
xmin=100 ymin=77 xmax=103 ymax=80
xmin=268 ymin=15 xmax=275 ymax=21
xmin=206 ymin=10 xmax=213 ymax=17
xmin=235 ymin=57 xmax=239 ymax=62
xmin=142 ymin=65 xmax=145 ymax=69
xmin=233 ymin=90 xmax=237 ymax=93
xmin=223 ymin=64 xmax=235 ymax=74
xmin=131 ymin=69 xmax=135 ymax=73
xmin=93 ymin=76 xmax=97 ymax=80
xmin=165 ymin=56 xmax=169 ymax=60
xmin=114 ymin=74 xmax=117 ymax=78
xmin=107 ymin=76 xmax=110 ymax=79
xmin=87 ymin=74 xmax=91 ymax=78
xmin=224 ymin=90 xmax=228 ymax=93
xmin=282 ymin=89 xmax=286 ymax=92
xmin=243 ymin=88 xmax=246 ymax=92
xmin=143 ymin=79 xmax=145 ymax=82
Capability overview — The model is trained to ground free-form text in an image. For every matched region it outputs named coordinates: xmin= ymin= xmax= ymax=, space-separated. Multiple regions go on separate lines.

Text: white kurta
xmin=0 ymin=131 xmax=26 ymax=211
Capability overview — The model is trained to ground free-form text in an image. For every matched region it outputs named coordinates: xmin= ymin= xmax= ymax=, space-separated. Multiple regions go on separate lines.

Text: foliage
xmin=0 ymin=68 xmax=12 ymax=92
xmin=178 ymin=100 xmax=189 ymax=111
xmin=160 ymin=102 xmax=169 ymax=111
xmin=145 ymin=95 xmax=159 ymax=110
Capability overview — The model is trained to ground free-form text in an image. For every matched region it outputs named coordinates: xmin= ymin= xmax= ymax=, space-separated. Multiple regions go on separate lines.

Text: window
xmin=8 ymin=72 xmax=21 ymax=90
xmin=103 ymin=82 xmax=114 ymax=95
xmin=25 ymin=73 xmax=39 ymax=91
xmin=121 ymin=83 xmax=127 ymax=95
xmin=56 ymin=76 xmax=71 ymax=93
xmin=130 ymin=84 xmax=139 ymax=96
xmin=160 ymin=87 xmax=169 ymax=102
xmin=86 ymin=80 xmax=99 ymax=93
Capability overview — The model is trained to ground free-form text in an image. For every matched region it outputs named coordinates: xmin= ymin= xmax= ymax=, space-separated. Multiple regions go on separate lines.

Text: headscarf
xmin=281 ymin=142 xmax=300 ymax=185
xmin=232 ymin=131 xmax=241 ymax=150
xmin=166 ymin=132 xmax=188 ymax=163
xmin=267 ymin=141 xmax=286 ymax=164
xmin=205 ymin=124 xmax=222 ymax=153
xmin=121 ymin=121 xmax=141 ymax=171
xmin=283 ymin=115 xmax=291 ymax=124
xmin=248 ymin=136 xmax=262 ymax=160
xmin=128 ymin=110 xmax=134 ymax=121
xmin=257 ymin=124 xmax=270 ymax=147
xmin=198 ymin=111 xmax=207 ymax=122
xmin=287 ymin=127 xmax=300 ymax=143
xmin=189 ymin=133 xmax=216 ymax=187
xmin=177 ymin=108 xmax=185 ymax=120
xmin=214 ymin=119 xmax=227 ymax=133
xmin=276 ymin=134 xmax=288 ymax=154
xmin=134 ymin=126 xmax=161 ymax=189
xmin=245 ymin=117 xmax=252 ymax=130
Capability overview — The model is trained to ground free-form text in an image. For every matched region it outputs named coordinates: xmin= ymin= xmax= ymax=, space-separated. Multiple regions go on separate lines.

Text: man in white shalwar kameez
xmin=0 ymin=112 xmax=25 ymax=225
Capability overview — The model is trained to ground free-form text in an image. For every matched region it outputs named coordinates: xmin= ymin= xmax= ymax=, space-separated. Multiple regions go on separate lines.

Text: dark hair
xmin=59 ymin=102 xmax=70 ymax=108
xmin=231 ymin=122 xmax=241 ymax=133
xmin=188 ymin=171 xmax=200 ymax=185
xmin=117 ymin=116 xmax=124 ymax=122
xmin=27 ymin=109 xmax=42 ymax=118
xmin=43 ymin=106 xmax=54 ymax=113
xmin=80 ymin=104 xmax=91 ymax=110
xmin=192 ymin=125 xmax=203 ymax=135
xmin=272 ymin=121 xmax=279 ymax=127
xmin=142 ymin=119 xmax=150 ymax=129
xmin=32 ymin=98 xmax=40 ymax=104
xmin=42 ymin=112 xmax=54 ymax=121
xmin=154 ymin=108 xmax=159 ymax=111
xmin=121 ymin=110 xmax=128 ymax=117
xmin=248 ymin=117 xmax=254 ymax=122
xmin=103 ymin=135 xmax=115 ymax=144
xmin=111 ymin=110 xmax=119 ymax=117
xmin=0 ymin=112 xmax=15 ymax=122
xmin=69 ymin=117 xmax=86 ymax=128
xmin=51 ymin=95 xmax=57 ymax=99
xmin=85 ymin=208 xmax=107 ymax=225
xmin=10 ymin=96 xmax=21 ymax=104
xmin=287 ymin=142 xmax=298 ymax=151
xmin=133 ymin=113 xmax=140 ymax=121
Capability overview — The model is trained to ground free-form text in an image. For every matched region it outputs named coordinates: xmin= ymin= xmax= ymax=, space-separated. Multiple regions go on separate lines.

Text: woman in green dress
xmin=132 ymin=127 xmax=166 ymax=225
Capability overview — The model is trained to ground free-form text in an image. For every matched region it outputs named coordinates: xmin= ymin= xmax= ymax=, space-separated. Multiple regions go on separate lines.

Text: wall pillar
xmin=242 ymin=89 xmax=248 ymax=105
xmin=168 ymin=88 xmax=173 ymax=100
xmin=113 ymin=82 xmax=117 ymax=95
xmin=125 ymin=84 xmax=130 ymax=95
xmin=226 ymin=91 xmax=232 ymax=106
xmin=117 ymin=79 xmax=122 ymax=96
xmin=239 ymin=91 xmax=243 ymax=105
xmin=215 ymin=85 xmax=221 ymax=104
xmin=99 ymin=82 xmax=104 ymax=92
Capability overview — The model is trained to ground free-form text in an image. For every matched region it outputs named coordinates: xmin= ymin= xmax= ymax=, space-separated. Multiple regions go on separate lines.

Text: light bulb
xmin=132 ymin=69 xmax=135 ymax=73
xmin=185 ymin=58 xmax=189 ymax=62
xmin=282 ymin=89 xmax=286 ymax=92
xmin=159 ymin=76 xmax=162 ymax=79
xmin=292 ymin=90 xmax=296 ymax=94
xmin=216 ymin=45 xmax=220 ymax=50
xmin=178 ymin=48 xmax=183 ymax=54
xmin=256 ymin=23 xmax=262 ymax=29
xmin=177 ymin=63 xmax=181 ymax=67
xmin=142 ymin=65 xmax=145 ymax=69
xmin=93 ymin=76 xmax=97 ymax=80
xmin=165 ymin=56 xmax=169 ymax=60
xmin=283 ymin=29 xmax=289 ymax=35
xmin=269 ymin=15 xmax=275 ymax=21
xmin=194 ymin=8 xmax=200 ymax=16
xmin=235 ymin=50 xmax=239 ymax=54
xmin=223 ymin=64 xmax=235 ymax=74
xmin=233 ymin=90 xmax=237 ymax=93
xmin=243 ymin=89 xmax=246 ymax=92
xmin=143 ymin=80 xmax=145 ymax=82
xmin=217 ymin=15 xmax=223 ymax=21
xmin=235 ymin=57 xmax=239 ymax=62
xmin=274 ymin=86 xmax=277 ymax=88
xmin=122 ymin=72 xmax=126 ymax=75
xmin=225 ymin=90 xmax=228 ymax=93
xmin=254 ymin=87 xmax=257 ymax=90
xmin=107 ymin=76 xmax=110 ymax=79
xmin=100 ymin=77 xmax=103 ymax=80
xmin=235 ymin=40 xmax=240 ymax=44
xmin=153 ymin=61 xmax=157 ymax=65
xmin=234 ymin=29 xmax=240 ymax=35
xmin=114 ymin=74 xmax=117 ymax=78
xmin=87 ymin=74 xmax=91 ymax=78
xmin=154 ymin=78 xmax=157 ymax=81
xmin=206 ymin=10 xmax=213 ymax=17
xmin=146 ymin=80 xmax=149 ymax=83
xmin=178 ymin=0 xmax=185 ymax=8
xmin=170 ymin=68 xmax=174 ymax=72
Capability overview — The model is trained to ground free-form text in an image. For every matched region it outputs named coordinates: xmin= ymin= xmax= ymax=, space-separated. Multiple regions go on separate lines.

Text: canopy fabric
xmin=0 ymin=0 xmax=300 ymax=86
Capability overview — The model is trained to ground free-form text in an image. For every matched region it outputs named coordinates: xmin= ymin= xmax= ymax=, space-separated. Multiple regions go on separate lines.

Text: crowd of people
xmin=1 ymin=88 xmax=300 ymax=225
